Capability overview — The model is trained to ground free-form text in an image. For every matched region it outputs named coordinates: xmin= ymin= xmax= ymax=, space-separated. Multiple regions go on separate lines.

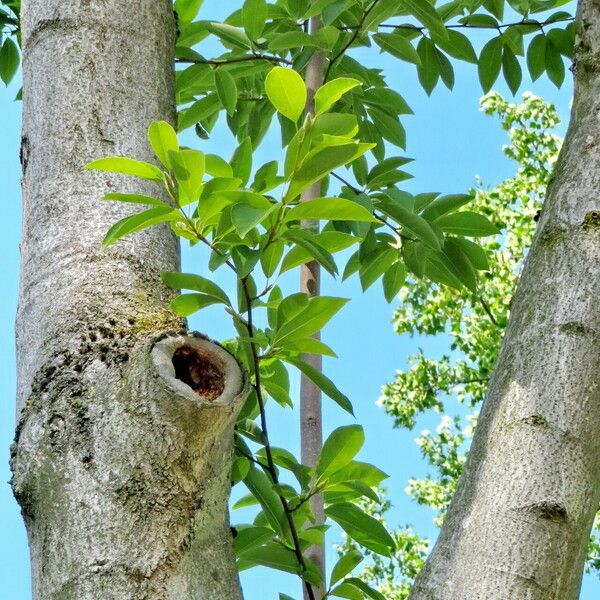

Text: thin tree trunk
xmin=300 ymin=13 xmax=326 ymax=598
xmin=410 ymin=3 xmax=600 ymax=598
xmin=10 ymin=1 xmax=246 ymax=598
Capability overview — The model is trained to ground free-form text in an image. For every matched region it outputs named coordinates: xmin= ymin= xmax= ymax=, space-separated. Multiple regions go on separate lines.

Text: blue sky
xmin=1 ymin=2 xmax=597 ymax=599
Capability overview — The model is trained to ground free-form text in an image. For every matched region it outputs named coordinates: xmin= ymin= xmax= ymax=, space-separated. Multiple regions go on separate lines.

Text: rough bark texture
xmin=410 ymin=3 xmax=600 ymax=599
xmin=11 ymin=1 xmax=246 ymax=598
xmin=300 ymin=15 xmax=326 ymax=598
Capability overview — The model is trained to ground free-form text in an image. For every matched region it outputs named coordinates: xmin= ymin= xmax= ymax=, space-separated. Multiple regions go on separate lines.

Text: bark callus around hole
xmin=172 ymin=345 xmax=225 ymax=401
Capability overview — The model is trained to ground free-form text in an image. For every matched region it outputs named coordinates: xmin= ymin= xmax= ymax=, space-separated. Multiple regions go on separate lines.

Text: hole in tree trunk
xmin=172 ymin=345 xmax=225 ymax=401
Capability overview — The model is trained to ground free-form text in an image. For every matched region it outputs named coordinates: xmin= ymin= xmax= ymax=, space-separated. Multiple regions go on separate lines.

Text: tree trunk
xmin=300 ymin=14 xmax=326 ymax=598
xmin=409 ymin=3 xmax=600 ymax=599
xmin=10 ymin=1 xmax=246 ymax=598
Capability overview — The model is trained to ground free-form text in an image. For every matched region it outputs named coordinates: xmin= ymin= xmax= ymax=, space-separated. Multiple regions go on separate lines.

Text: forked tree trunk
xmin=10 ymin=1 xmax=246 ymax=598
xmin=410 ymin=3 xmax=600 ymax=599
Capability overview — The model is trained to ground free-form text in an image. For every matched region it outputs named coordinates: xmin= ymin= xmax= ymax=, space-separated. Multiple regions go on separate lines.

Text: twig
xmin=339 ymin=16 xmax=574 ymax=34
xmin=240 ymin=278 xmax=317 ymax=600
xmin=478 ymin=295 xmax=499 ymax=327
xmin=176 ymin=54 xmax=292 ymax=67
xmin=325 ymin=0 xmax=383 ymax=81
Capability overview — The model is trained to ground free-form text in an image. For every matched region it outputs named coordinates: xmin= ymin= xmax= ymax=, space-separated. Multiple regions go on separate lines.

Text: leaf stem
xmin=325 ymin=0 xmax=383 ymax=82
xmin=240 ymin=277 xmax=317 ymax=600
xmin=176 ymin=54 xmax=292 ymax=66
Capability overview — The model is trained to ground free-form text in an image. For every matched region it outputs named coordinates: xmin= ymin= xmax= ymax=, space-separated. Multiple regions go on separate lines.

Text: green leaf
xmin=205 ymin=154 xmax=233 ymax=177
xmin=442 ymin=238 xmax=478 ymax=291
xmin=547 ymin=27 xmax=574 ymax=59
xmin=206 ymin=22 xmax=252 ymax=49
xmin=330 ymin=582 xmax=363 ymax=600
xmin=478 ymin=37 xmax=503 ymax=93
xmin=214 ymin=69 xmax=238 ymax=116
xmin=527 ymin=34 xmax=547 ymax=81
xmin=283 ymin=230 xmax=339 ymax=275
xmin=403 ymin=0 xmax=448 ymax=41
xmin=231 ymin=137 xmax=253 ymax=187
xmin=174 ymin=0 xmax=204 ymax=23
xmin=326 ymin=460 xmax=389 ymax=487
xmin=178 ymin=94 xmax=222 ymax=132
xmin=330 ymin=550 xmax=364 ymax=586
xmin=265 ymin=67 xmax=307 ymax=122
xmin=435 ymin=29 xmax=477 ymax=64
xmin=169 ymin=149 xmax=205 ymax=205
xmin=435 ymin=211 xmax=500 ymax=237
xmin=274 ymin=296 xmax=348 ymax=345
xmin=231 ymin=202 xmax=276 ymax=237
xmin=344 ymin=578 xmax=386 ymax=600
xmin=421 ymin=193 xmax=473 ymax=221
xmin=359 ymin=248 xmax=398 ymax=291
xmin=451 ymin=237 xmax=489 ymax=270
xmin=161 ymin=272 xmax=231 ymax=305
xmin=374 ymin=32 xmax=420 ymax=65
xmin=284 ymin=337 xmax=337 ymax=357
xmin=325 ymin=502 xmax=395 ymax=556
xmin=423 ymin=249 xmax=463 ymax=290
xmin=243 ymin=467 xmax=289 ymax=538
xmin=402 ymin=240 xmax=426 ymax=277
xmin=315 ymin=78 xmax=361 ymax=116
xmin=239 ymin=543 xmax=321 ymax=586
xmin=502 ymin=45 xmax=522 ymax=95
xmin=284 ymin=356 xmax=354 ymax=415
xmin=416 ymin=37 xmax=440 ymax=96
xmin=102 ymin=207 xmax=176 ymax=247
xmin=316 ymin=426 xmax=365 ymax=480
xmin=261 ymin=240 xmax=284 ymax=278
xmin=242 ymin=0 xmax=268 ymax=40
xmin=287 ymin=143 xmax=374 ymax=200
xmin=0 ymin=37 xmax=19 ymax=85
xmin=170 ymin=293 xmax=222 ymax=317
xmin=280 ymin=231 xmax=358 ymax=273
xmin=232 ymin=492 xmax=259 ymax=510
xmin=85 ymin=157 xmax=164 ymax=182
xmin=231 ymin=456 xmax=250 ymax=485
xmin=377 ymin=194 xmax=442 ymax=251
xmin=269 ymin=31 xmax=316 ymax=51
xmin=382 ymin=261 xmax=406 ymax=303
xmin=363 ymin=87 xmax=413 ymax=116
xmin=285 ymin=197 xmax=378 ymax=223
xmin=367 ymin=157 xmax=412 ymax=184
xmin=234 ymin=526 xmax=275 ymax=555
xmin=148 ymin=121 xmax=179 ymax=169
xmin=368 ymin=107 xmax=407 ymax=148
xmin=545 ymin=39 xmax=565 ymax=88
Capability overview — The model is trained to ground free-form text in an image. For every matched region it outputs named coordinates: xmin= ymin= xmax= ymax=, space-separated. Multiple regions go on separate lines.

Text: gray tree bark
xmin=10 ymin=1 xmax=246 ymax=598
xmin=410 ymin=2 xmax=600 ymax=599
xmin=300 ymin=14 xmax=326 ymax=599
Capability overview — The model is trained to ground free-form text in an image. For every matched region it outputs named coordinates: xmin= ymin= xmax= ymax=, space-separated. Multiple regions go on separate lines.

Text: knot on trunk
xmin=172 ymin=345 xmax=225 ymax=401
xmin=152 ymin=333 xmax=247 ymax=406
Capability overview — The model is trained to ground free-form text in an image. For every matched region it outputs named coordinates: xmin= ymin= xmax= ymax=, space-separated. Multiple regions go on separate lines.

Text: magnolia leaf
xmin=314 ymin=77 xmax=361 ymax=116
xmin=265 ymin=67 xmax=307 ymax=123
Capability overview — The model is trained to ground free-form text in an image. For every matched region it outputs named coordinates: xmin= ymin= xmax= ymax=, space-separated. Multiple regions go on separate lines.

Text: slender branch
xmin=176 ymin=54 xmax=292 ymax=67
xmin=233 ymin=438 xmax=271 ymax=470
xmin=339 ymin=16 xmax=574 ymax=33
xmin=329 ymin=172 xmax=419 ymax=242
xmin=478 ymin=295 xmax=499 ymax=327
xmin=240 ymin=278 xmax=317 ymax=600
xmin=331 ymin=170 xmax=362 ymax=195
xmin=325 ymin=0 xmax=383 ymax=81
